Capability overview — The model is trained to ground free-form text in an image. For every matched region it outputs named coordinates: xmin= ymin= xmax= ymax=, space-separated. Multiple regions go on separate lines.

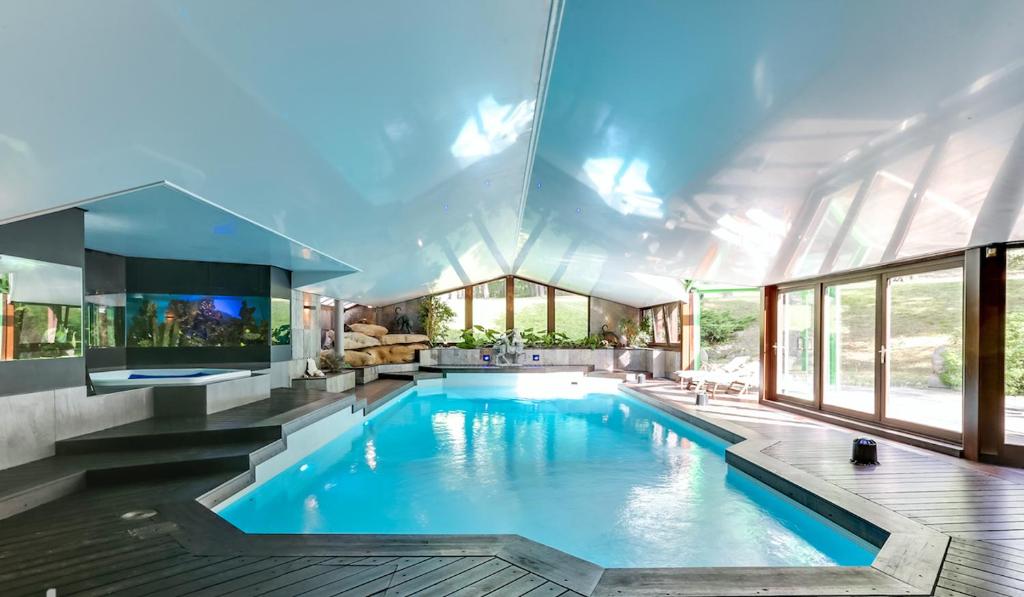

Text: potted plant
xmin=418 ymin=296 xmax=456 ymax=346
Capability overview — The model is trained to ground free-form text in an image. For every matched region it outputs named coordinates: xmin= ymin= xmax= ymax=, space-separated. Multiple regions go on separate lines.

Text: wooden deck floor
xmin=2 ymin=376 xmax=1024 ymax=595
xmin=631 ymin=381 xmax=1024 ymax=597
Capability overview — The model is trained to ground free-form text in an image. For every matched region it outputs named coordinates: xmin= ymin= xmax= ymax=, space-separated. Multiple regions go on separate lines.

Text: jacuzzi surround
xmin=201 ymin=372 xmax=948 ymax=595
xmin=90 ymin=368 xmax=252 ymax=387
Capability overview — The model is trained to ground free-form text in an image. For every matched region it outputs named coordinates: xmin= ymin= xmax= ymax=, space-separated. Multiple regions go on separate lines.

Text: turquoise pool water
xmin=219 ymin=375 xmax=877 ymax=568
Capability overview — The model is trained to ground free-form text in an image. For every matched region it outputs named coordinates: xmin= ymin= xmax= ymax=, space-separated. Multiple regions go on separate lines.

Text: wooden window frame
xmin=767 ymin=251 xmax=969 ymax=446
xmin=422 ymin=275 xmax=593 ymax=343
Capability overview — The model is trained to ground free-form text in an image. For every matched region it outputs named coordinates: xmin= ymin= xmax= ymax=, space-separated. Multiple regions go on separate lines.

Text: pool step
xmin=83 ymin=440 xmax=278 ymax=485
xmin=55 ymin=425 xmax=283 ymax=456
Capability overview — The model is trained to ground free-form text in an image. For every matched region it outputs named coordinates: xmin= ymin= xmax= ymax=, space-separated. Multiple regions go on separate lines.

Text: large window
xmin=772 ymin=260 xmax=966 ymax=440
xmin=776 ymin=288 xmax=815 ymax=401
xmin=699 ymin=290 xmax=759 ymax=370
xmin=0 ymin=255 xmax=83 ymax=360
xmin=1008 ymin=249 xmax=1024 ymax=446
xmin=791 ymin=184 xmax=858 ymax=278
xmin=643 ymin=302 xmax=681 ymax=346
xmin=472 ymin=280 xmax=506 ymax=332
xmin=884 ymin=266 xmax=963 ymax=433
xmin=822 ymin=280 xmax=876 ymax=414
xmin=554 ymin=289 xmax=588 ymax=339
xmin=436 ymin=289 xmax=467 ymax=342
xmin=86 ymin=294 xmax=125 ymax=349
xmin=513 ymin=279 xmax=547 ymax=332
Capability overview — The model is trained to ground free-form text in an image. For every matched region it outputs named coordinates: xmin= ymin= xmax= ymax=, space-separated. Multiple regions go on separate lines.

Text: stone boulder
xmin=349 ymin=323 xmax=389 ymax=338
xmin=344 ymin=331 xmax=381 ymax=349
xmin=381 ymin=333 xmax=430 ymax=345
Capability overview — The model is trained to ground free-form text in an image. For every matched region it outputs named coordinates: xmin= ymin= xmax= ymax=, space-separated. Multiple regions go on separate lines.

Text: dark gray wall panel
xmin=84 ymin=250 xmax=126 ymax=293
xmin=0 ymin=209 xmax=84 ymax=267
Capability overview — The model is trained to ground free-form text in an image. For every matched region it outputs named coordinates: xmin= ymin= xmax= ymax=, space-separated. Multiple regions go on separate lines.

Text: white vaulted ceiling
xmin=2 ymin=0 xmax=1024 ymax=307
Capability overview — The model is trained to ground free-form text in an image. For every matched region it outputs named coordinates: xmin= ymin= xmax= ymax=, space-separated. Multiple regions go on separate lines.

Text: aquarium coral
xmin=126 ymin=294 xmax=270 ymax=348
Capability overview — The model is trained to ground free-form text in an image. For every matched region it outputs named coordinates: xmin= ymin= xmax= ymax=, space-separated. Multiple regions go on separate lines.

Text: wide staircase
xmin=0 ymin=382 xmax=414 ymax=521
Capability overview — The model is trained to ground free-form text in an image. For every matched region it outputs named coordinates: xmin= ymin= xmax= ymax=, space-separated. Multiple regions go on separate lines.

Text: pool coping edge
xmin=186 ymin=374 xmax=947 ymax=596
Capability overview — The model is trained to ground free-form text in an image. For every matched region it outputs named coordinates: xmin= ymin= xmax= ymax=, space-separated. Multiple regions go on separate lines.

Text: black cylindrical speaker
xmin=850 ymin=437 xmax=879 ymax=465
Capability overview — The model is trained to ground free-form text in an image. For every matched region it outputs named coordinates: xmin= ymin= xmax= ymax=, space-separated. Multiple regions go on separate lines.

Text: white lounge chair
xmin=676 ymin=356 xmax=750 ymax=393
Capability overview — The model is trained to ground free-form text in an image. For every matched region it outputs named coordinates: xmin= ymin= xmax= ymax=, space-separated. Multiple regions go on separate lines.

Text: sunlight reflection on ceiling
xmin=451 ymin=96 xmax=536 ymax=167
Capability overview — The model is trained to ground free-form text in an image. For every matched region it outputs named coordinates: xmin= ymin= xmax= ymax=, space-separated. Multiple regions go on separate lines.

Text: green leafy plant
xmin=418 ymin=295 xmax=456 ymax=346
xmin=572 ymin=333 xmax=608 ymax=349
xmin=700 ymin=309 xmax=756 ymax=346
xmin=619 ymin=317 xmax=644 ymax=347
xmin=638 ymin=315 xmax=652 ymax=346
xmin=272 ymin=323 xmax=291 ymax=346
xmin=455 ymin=325 xmax=503 ymax=348
xmin=319 ymin=351 xmax=342 ymax=373
xmin=1006 ymin=312 xmax=1024 ymax=395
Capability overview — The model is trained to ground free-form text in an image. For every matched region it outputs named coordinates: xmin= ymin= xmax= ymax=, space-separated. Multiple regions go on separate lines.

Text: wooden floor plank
xmin=384 ymin=556 xmax=491 ymax=596
xmin=486 ymin=573 xmax=548 ymax=597
xmin=187 ymin=556 xmax=332 ymax=597
xmin=414 ymin=558 xmax=510 ymax=596
xmin=260 ymin=562 xmax=394 ymax=597
xmin=446 ymin=564 xmax=529 ymax=597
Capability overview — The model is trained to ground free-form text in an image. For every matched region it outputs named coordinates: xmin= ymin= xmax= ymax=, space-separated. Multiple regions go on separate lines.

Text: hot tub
xmin=91 ymin=368 xmax=252 ymax=388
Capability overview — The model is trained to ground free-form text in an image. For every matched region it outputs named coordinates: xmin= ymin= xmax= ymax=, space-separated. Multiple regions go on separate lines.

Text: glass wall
xmin=272 ymin=297 xmax=291 ymax=346
xmin=436 ymin=288 xmax=467 ymax=342
xmin=699 ymin=290 xmax=759 ymax=370
xmin=0 ymin=255 xmax=83 ymax=360
xmin=1007 ymin=249 xmax=1024 ymax=445
xmin=554 ymin=289 xmax=588 ymax=338
xmin=643 ymin=303 xmax=680 ymax=346
xmin=884 ymin=267 xmax=963 ymax=433
xmin=832 ymin=148 xmax=931 ymax=271
xmin=822 ymin=280 xmax=876 ymax=414
xmin=776 ymin=288 xmax=815 ymax=400
xmin=126 ymin=294 xmax=270 ymax=347
xmin=472 ymin=280 xmax=506 ymax=332
xmin=513 ymin=279 xmax=547 ymax=331
xmin=791 ymin=183 xmax=858 ymax=278
xmin=86 ymin=294 xmax=125 ymax=349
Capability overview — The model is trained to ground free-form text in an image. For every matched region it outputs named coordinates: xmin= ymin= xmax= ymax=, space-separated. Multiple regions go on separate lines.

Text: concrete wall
xmin=0 ymin=386 xmax=153 ymax=469
xmin=287 ymin=290 xmax=324 ymax=381
xmin=374 ymin=298 xmax=423 ymax=334
xmin=344 ymin=304 xmax=376 ymax=327
xmin=589 ymin=296 xmax=640 ymax=339
xmin=420 ymin=347 xmax=679 ymax=377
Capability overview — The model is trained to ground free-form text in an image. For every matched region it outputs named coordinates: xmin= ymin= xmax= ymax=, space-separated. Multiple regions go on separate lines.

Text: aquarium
xmin=271 ymin=297 xmax=290 ymax=345
xmin=0 ymin=255 xmax=83 ymax=360
xmin=86 ymin=294 xmax=125 ymax=349
xmin=126 ymin=293 xmax=270 ymax=348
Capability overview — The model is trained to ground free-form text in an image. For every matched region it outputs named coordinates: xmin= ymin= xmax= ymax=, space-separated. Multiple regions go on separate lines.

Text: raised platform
xmin=0 ymin=386 xmax=361 ymax=521
xmin=420 ymin=364 xmax=595 ymax=374
xmin=290 ymin=371 xmax=355 ymax=393
xmin=152 ymin=373 xmax=272 ymax=417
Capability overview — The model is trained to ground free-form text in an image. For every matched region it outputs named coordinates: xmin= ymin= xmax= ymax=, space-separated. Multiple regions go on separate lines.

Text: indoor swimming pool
xmin=218 ymin=374 xmax=877 ymax=568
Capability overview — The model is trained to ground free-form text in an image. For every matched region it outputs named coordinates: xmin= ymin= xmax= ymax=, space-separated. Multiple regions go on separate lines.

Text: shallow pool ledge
xmin=619 ymin=384 xmax=948 ymax=596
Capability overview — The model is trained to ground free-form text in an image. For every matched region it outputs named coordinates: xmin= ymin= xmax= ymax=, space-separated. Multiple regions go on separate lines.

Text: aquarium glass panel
xmin=86 ymin=294 xmax=126 ymax=349
xmin=126 ymin=294 xmax=270 ymax=348
xmin=0 ymin=254 xmax=83 ymax=360
xmin=271 ymin=297 xmax=291 ymax=346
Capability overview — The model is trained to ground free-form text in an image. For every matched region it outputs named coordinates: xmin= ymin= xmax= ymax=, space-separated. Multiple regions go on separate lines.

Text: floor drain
xmin=120 ymin=509 xmax=157 ymax=521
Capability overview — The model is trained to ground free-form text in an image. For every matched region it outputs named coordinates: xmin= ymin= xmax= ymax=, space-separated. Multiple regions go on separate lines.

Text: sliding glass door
xmin=776 ymin=288 xmax=815 ymax=401
xmin=771 ymin=259 xmax=965 ymax=441
xmin=822 ymin=279 xmax=877 ymax=415
xmin=883 ymin=265 xmax=964 ymax=436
